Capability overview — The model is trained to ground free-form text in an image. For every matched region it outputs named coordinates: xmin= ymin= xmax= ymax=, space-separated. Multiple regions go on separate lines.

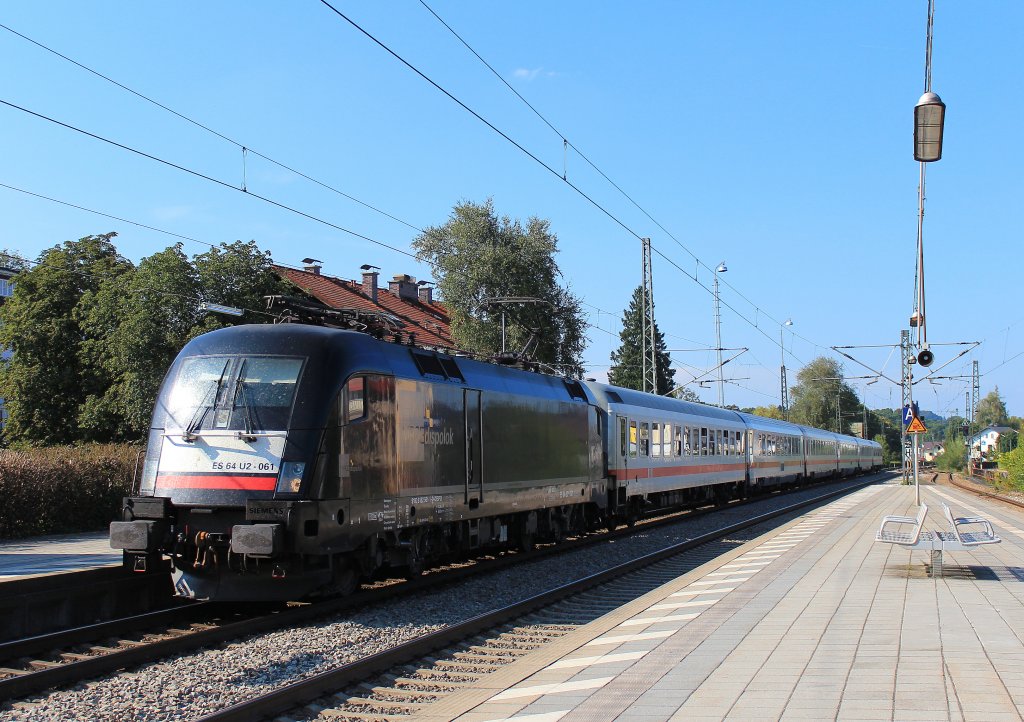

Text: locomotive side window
xmin=639 ymin=423 xmax=650 ymax=456
xmin=629 ymin=420 xmax=638 ymax=457
xmin=344 ymin=376 xmax=366 ymax=423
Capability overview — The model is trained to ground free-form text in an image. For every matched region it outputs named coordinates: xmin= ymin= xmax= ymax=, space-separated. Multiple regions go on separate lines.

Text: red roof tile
xmin=273 ymin=266 xmax=452 ymax=348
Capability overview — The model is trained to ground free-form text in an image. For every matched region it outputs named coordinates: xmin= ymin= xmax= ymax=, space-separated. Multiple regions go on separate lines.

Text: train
xmin=110 ymin=324 xmax=882 ymax=601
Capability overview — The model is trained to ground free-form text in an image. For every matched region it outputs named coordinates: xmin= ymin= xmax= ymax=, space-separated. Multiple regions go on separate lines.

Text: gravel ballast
xmin=3 ymin=478 xmax=876 ymax=721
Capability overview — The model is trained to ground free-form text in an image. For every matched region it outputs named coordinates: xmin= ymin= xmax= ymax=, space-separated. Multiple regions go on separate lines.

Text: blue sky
xmin=1 ymin=2 xmax=1021 ymax=418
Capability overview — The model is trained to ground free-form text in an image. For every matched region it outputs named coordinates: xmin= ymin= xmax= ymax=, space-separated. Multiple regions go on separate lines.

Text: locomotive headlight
xmin=276 ymin=462 xmax=305 ymax=494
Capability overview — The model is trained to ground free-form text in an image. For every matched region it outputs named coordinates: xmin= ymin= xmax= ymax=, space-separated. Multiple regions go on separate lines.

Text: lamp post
xmin=911 ymin=0 xmax=944 ymax=370
xmin=713 ymin=262 xmax=727 ymax=407
xmin=910 ymin=0 xmax=945 ymax=506
xmin=780 ymin=318 xmax=793 ymax=419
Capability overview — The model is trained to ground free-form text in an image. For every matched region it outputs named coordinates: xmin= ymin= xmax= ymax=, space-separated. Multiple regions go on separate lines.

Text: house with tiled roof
xmin=273 ymin=261 xmax=452 ymax=348
xmin=969 ymin=425 xmax=1015 ymax=459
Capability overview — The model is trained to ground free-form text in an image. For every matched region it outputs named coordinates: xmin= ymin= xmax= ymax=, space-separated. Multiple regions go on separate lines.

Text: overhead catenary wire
xmin=6 ymin=14 xmax=807 ymax=393
xmin=314 ymin=0 xmax=813 ymax=366
xmin=4 ymin=14 xmax=849 ymax=397
xmin=414 ymin=0 xmax=829 ymax=357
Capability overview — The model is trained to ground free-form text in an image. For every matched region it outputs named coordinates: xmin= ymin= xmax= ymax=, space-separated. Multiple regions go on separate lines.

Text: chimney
xmin=362 ymin=271 xmax=379 ymax=303
xmin=417 ymin=284 xmax=433 ymax=304
xmin=389 ymin=274 xmax=418 ymax=301
xmin=302 ymin=257 xmax=323 ymax=275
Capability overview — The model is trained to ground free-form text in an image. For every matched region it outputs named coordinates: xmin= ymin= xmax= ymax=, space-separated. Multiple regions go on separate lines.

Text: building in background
xmin=273 ymin=261 xmax=452 ymax=348
xmin=969 ymin=425 xmax=1014 ymax=459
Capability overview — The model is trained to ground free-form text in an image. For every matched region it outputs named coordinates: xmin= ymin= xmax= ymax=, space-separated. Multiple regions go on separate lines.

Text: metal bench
xmin=875 ymin=503 xmax=931 ymax=547
xmin=876 ymin=502 xmax=1001 ymax=576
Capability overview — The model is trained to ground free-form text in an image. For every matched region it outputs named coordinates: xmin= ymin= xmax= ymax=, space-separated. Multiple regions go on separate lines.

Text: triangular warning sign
xmin=907 ymin=415 xmax=927 ymax=433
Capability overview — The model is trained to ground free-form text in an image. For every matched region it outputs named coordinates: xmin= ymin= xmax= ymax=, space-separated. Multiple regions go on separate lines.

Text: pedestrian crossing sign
xmin=907 ymin=415 xmax=927 ymax=434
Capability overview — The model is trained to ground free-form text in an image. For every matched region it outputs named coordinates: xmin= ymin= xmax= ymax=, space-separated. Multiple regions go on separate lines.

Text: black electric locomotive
xmin=111 ymin=324 xmax=881 ymax=601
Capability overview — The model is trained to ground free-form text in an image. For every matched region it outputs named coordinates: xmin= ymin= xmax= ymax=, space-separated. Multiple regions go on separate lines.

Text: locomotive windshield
xmin=165 ymin=355 xmax=303 ymax=434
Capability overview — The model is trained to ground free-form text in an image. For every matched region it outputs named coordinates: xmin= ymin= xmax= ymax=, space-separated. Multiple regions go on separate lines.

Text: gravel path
xmin=2 ymin=478 xmax=872 ymax=721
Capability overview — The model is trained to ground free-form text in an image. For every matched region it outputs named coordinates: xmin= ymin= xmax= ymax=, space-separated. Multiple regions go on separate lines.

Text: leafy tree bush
xmin=0 ymin=445 xmax=139 ymax=538
xmin=413 ymin=199 xmax=586 ymax=376
xmin=0 ymin=236 xmax=285 ymax=445
xmin=998 ymin=444 xmax=1024 ymax=492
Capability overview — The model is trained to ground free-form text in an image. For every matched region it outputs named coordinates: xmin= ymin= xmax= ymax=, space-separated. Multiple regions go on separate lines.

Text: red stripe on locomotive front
xmin=156 ymin=473 xmax=277 ymax=490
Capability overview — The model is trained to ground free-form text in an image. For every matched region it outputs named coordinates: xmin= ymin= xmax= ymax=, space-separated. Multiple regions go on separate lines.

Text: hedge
xmin=0 ymin=444 xmax=142 ymax=539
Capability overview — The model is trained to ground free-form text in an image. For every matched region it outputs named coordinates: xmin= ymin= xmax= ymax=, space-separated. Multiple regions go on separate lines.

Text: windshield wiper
xmin=183 ymin=362 xmax=229 ymax=442
xmin=232 ymin=360 xmax=259 ymax=441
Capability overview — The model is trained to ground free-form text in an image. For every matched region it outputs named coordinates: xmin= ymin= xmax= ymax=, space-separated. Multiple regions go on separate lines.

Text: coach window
xmin=628 ymin=419 xmax=638 ymax=457
xmin=699 ymin=427 xmax=708 ymax=456
xmin=344 ymin=376 xmax=366 ymax=423
xmin=736 ymin=431 xmax=744 ymax=456
xmin=618 ymin=417 xmax=627 ymax=457
xmin=674 ymin=425 xmax=682 ymax=456
xmin=683 ymin=426 xmax=691 ymax=455
xmin=651 ymin=423 xmax=662 ymax=457
xmin=640 ymin=422 xmax=650 ymax=456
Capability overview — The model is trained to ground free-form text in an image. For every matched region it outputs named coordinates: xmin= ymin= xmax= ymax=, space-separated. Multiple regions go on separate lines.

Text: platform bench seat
xmin=875 ymin=503 xmax=932 ymax=548
xmin=937 ymin=502 xmax=1000 ymax=548
xmin=876 ymin=502 xmax=1001 ymax=576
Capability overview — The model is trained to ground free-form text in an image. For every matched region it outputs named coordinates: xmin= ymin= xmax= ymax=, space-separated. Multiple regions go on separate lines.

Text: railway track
xmin=0 ymin=472 xmax=890 ymax=711
xmin=943 ymin=473 xmax=1024 ymax=510
xmin=193 ymin=474 xmax=887 ymax=722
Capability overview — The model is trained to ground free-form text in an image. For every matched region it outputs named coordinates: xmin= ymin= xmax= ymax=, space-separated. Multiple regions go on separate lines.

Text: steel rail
xmin=0 ymin=472 xmax=888 ymax=703
xmin=944 ymin=474 xmax=1024 ymax=511
xmin=195 ymin=474 xmax=887 ymax=722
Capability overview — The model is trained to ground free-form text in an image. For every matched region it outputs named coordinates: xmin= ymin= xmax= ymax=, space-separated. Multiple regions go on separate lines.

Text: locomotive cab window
xmin=344 ymin=376 xmax=366 ymax=423
xmin=167 ymin=355 xmax=303 ymax=433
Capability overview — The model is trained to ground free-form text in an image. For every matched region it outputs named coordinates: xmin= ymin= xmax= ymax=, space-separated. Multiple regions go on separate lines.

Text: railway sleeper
xmin=357 ymin=683 xmax=439 ymax=700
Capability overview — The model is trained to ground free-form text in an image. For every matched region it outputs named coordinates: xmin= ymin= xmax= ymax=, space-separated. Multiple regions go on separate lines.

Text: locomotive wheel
xmin=331 ymin=560 xmax=360 ymax=596
xmin=517 ymin=530 xmax=535 ymax=552
xmin=403 ymin=534 xmax=427 ymax=579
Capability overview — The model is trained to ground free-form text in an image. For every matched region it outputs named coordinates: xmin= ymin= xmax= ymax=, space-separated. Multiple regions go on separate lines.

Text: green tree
xmin=750 ymin=405 xmax=786 ymax=420
xmin=975 ymin=387 xmax=1009 ymax=427
xmin=78 ymin=244 xmax=204 ymax=440
xmin=412 ymin=199 xmax=586 ymax=376
xmin=0 ymin=234 xmax=132 ymax=445
xmin=607 ymin=286 xmax=675 ymax=395
xmin=788 ymin=357 xmax=861 ymax=433
xmin=193 ymin=240 xmax=286 ymax=331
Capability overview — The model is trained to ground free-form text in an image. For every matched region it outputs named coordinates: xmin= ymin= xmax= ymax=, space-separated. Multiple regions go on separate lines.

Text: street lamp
xmin=914 ymin=91 xmax=945 ymax=162
xmin=713 ymin=262 xmax=727 ymax=407
xmin=910 ymin=0 xmax=945 ymax=506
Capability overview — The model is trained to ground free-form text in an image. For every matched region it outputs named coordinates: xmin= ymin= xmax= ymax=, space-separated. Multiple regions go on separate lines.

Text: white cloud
xmin=512 ymin=67 xmax=557 ymax=81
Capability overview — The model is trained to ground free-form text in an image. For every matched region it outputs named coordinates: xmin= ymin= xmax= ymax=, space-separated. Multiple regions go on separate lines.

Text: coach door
xmin=464 ymin=389 xmax=482 ymax=508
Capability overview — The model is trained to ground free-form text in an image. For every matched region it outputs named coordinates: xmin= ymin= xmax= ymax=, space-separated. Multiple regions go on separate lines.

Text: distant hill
xmin=919 ymin=410 xmax=943 ymax=422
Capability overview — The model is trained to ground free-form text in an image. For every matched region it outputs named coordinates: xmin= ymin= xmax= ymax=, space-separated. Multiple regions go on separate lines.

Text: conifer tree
xmin=608 ymin=287 xmax=678 ymax=396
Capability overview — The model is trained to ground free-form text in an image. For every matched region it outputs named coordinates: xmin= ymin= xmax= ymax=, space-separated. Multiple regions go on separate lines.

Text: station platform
xmin=0 ymin=530 xmax=121 ymax=580
xmin=439 ymin=479 xmax=1024 ymax=722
